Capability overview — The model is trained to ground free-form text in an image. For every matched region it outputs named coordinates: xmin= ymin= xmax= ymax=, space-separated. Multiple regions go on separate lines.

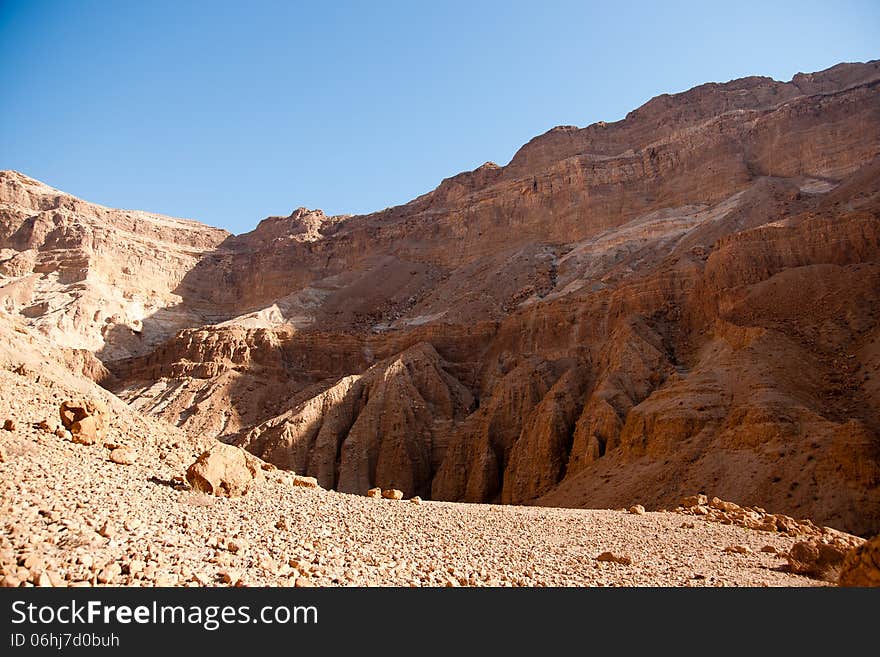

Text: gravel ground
xmin=0 ymin=365 xmax=829 ymax=588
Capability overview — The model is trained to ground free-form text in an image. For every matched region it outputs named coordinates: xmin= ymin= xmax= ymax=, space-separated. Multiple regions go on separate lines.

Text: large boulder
xmin=838 ymin=535 xmax=880 ymax=587
xmin=60 ymin=399 xmax=107 ymax=445
xmin=185 ymin=443 xmax=265 ymax=497
xmin=786 ymin=538 xmax=856 ymax=577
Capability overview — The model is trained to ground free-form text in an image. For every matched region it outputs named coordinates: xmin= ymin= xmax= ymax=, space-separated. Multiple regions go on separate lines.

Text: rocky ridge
xmin=2 ymin=61 xmax=880 ymax=543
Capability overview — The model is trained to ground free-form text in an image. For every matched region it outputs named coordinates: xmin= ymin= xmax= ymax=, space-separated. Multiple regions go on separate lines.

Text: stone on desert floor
xmin=410 ymin=496 xmax=422 ymax=505
xmin=628 ymin=505 xmax=646 ymax=515
xmin=366 ymin=487 xmax=382 ymax=498
xmin=60 ymin=399 xmax=107 ymax=445
xmin=293 ymin=475 xmax=319 ymax=488
xmin=681 ymin=494 xmax=708 ymax=508
xmin=838 ymin=535 xmax=880 ymax=587
xmin=109 ymin=447 xmax=136 ymax=465
xmin=786 ymin=539 xmax=849 ymax=577
xmin=382 ymin=489 xmax=404 ymax=500
xmin=3 ymin=419 xmax=15 ymax=431
xmin=185 ymin=443 xmax=264 ymax=497
xmin=596 ymin=552 xmax=633 ymax=566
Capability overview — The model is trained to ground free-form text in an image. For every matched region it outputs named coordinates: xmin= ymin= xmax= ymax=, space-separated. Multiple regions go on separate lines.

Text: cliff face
xmin=0 ymin=171 xmax=230 ymax=361
xmin=3 ymin=60 xmax=880 ymax=534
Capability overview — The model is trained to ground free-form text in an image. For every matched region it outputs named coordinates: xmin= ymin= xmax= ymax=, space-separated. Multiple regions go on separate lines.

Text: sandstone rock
xmin=185 ymin=443 xmax=264 ymax=497
xmin=366 ymin=487 xmax=382 ymax=499
xmin=293 ymin=475 xmax=319 ymax=488
xmin=382 ymin=489 xmax=404 ymax=500
xmin=723 ymin=545 xmax=752 ymax=555
xmin=596 ymin=552 xmax=633 ymax=566
xmin=786 ymin=540 xmax=849 ymax=576
xmin=109 ymin=447 xmax=136 ymax=465
xmin=70 ymin=416 xmax=98 ymax=445
xmin=838 ymin=535 xmax=880 ymax=587
xmin=628 ymin=505 xmax=646 ymax=515
xmin=710 ymin=498 xmax=741 ymax=513
xmin=681 ymin=494 xmax=708 ymax=507
xmin=60 ymin=400 xmax=106 ymax=445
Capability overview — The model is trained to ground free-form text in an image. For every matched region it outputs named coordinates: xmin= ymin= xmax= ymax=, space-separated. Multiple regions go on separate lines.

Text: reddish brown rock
xmin=185 ymin=443 xmax=265 ymax=497
xmin=596 ymin=552 xmax=633 ymax=566
xmin=838 ymin=535 xmax=880 ymax=587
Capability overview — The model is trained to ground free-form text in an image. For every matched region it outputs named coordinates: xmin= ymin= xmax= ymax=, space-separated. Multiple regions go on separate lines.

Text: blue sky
xmin=1 ymin=1 xmax=878 ymax=234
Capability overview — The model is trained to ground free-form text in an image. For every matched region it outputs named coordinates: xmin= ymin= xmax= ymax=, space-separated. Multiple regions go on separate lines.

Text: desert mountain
xmin=2 ymin=60 xmax=879 ymax=535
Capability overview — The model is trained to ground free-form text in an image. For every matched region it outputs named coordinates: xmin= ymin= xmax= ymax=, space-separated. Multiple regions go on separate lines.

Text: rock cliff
xmin=3 ymin=60 xmax=879 ymax=534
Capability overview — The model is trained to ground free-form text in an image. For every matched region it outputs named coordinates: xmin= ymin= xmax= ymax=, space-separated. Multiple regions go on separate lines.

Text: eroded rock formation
xmin=3 ymin=60 xmax=880 ymax=534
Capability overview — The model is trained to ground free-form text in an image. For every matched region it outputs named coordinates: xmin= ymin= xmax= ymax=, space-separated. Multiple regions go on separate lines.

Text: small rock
xmin=681 ymin=494 xmax=708 ymax=507
xmin=596 ymin=552 xmax=633 ymax=566
xmin=109 ymin=447 xmax=136 ymax=465
xmin=123 ymin=518 xmax=142 ymax=532
xmin=293 ymin=475 xmax=319 ymax=488
xmin=410 ymin=496 xmax=422 ymax=505
xmin=3 ymin=419 xmax=15 ymax=431
xmin=628 ymin=505 xmax=646 ymax=515
xmin=294 ymin=577 xmax=313 ymax=588
xmin=227 ymin=539 xmax=248 ymax=555
xmin=97 ymin=563 xmax=122 ymax=584
xmin=760 ymin=545 xmax=778 ymax=554
xmin=127 ymin=559 xmax=145 ymax=576
xmin=710 ymin=497 xmax=742 ymax=513
xmin=366 ymin=487 xmax=382 ymax=499
xmin=723 ymin=545 xmax=752 ymax=555
xmin=98 ymin=522 xmax=115 ymax=538
xmin=275 ymin=519 xmax=288 ymax=530
xmin=191 ymin=572 xmax=211 ymax=586
xmin=219 ymin=570 xmax=241 ymax=585
xmin=382 ymin=489 xmax=404 ymax=500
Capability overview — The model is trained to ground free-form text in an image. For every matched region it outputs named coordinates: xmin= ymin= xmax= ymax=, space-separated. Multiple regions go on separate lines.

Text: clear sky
xmin=1 ymin=1 xmax=878 ymax=234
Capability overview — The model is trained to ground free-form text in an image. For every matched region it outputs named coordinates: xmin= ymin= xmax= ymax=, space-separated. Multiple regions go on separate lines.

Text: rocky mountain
xmin=2 ymin=60 xmax=879 ymax=536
